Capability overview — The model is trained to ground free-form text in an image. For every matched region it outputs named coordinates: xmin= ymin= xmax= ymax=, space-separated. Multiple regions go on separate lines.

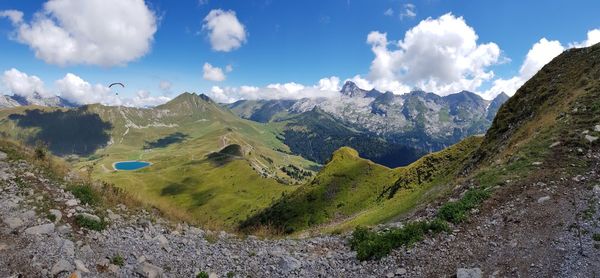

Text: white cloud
xmin=159 ymin=80 xmax=172 ymax=92
xmin=345 ymin=75 xmax=374 ymax=91
xmin=203 ymin=63 xmax=226 ymax=82
xmin=225 ymin=64 xmax=233 ymax=73
xmin=400 ymin=4 xmax=416 ymax=20
xmin=2 ymin=69 xmax=171 ymax=107
xmin=570 ymin=28 xmax=600 ymax=48
xmin=365 ymin=13 xmax=501 ymax=96
xmin=384 ymin=8 xmax=394 ymax=17
xmin=56 ymin=73 xmax=171 ymax=107
xmin=317 ymin=76 xmax=341 ymax=92
xmin=209 ymin=86 xmax=236 ymax=103
xmin=519 ymin=38 xmax=564 ymax=78
xmin=127 ymin=90 xmax=171 ymax=107
xmin=56 ymin=73 xmax=116 ymax=104
xmin=203 ymin=9 xmax=247 ymax=52
xmin=206 ymin=77 xmax=343 ymax=103
xmin=0 ymin=10 xmax=23 ymax=24
xmin=484 ymin=38 xmax=564 ymax=99
xmin=1 ymin=0 xmax=157 ymax=66
xmin=2 ymin=68 xmax=49 ymax=97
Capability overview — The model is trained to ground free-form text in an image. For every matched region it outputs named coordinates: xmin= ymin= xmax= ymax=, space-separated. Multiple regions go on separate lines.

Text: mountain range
xmin=0 ymin=92 xmax=76 ymax=108
xmin=228 ymin=82 xmax=509 ymax=167
xmin=0 ymin=67 xmax=509 ymax=229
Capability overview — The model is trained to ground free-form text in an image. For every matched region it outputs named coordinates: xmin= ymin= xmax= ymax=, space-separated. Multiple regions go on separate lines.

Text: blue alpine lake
xmin=114 ymin=161 xmax=151 ymax=171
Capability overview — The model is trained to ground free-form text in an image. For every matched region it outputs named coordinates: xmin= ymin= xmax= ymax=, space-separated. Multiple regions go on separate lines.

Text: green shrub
xmin=196 ymin=272 xmax=209 ymax=278
xmin=111 ymin=254 xmax=125 ymax=266
xmin=227 ymin=272 xmax=235 ymax=278
xmin=593 ymin=233 xmax=600 ymax=241
xmin=46 ymin=213 xmax=56 ymax=222
xmin=350 ymin=219 xmax=450 ymax=261
xmin=437 ymin=188 xmax=490 ymax=224
xmin=75 ymin=215 xmax=105 ymax=231
xmin=69 ymin=184 xmax=99 ymax=206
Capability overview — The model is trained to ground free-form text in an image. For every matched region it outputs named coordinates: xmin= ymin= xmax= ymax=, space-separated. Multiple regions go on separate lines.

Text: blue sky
xmin=0 ymin=0 xmax=598 ymax=105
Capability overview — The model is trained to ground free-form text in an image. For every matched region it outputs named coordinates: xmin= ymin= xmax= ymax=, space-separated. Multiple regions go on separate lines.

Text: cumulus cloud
xmin=56 ymin=73 xmax=173 ymax=106
xmin=2 ymin=68 xmax=49 ymax=97
xmin=365 ymin=13 xmax=501 ymax=95
xmin=56 ymin=73 xmax=116 ymax=104
xmin=519 ymin=38 xmax=564 ymax=78
xmin=0 ymin=10 xmax=23 ymax=24
xmin=2 ymin=69 xmax=171 ymax=107
xmin=570 ymin=29 xmax=600 ymax=48
xmin=127 ymin=90 xmax=171 ymax=107
xmin=483 ymin=38 xmax=564 ymax=99
xmin=203 ymin=9 xmax=247 ymax=52
xmin=206 ymin=76 xmax=342 ymax=103
xmin=400 ymin=4 xmax=416 ymax=20
xmin=0 ymin=0 xmax=157 ymax=66
xmin=203 ymin=63 xmax=227 ymax=82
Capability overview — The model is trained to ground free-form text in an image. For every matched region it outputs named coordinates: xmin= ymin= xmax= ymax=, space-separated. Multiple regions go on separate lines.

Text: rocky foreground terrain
xmin=1 ymin=139 xmax=600 ymax=277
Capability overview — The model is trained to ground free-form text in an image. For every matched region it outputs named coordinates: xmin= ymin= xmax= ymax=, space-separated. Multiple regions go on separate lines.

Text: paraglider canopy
xmin=109 ymin=82 xmax=125 ymax=95
xmin=109 ymin=82 xmax=125 ymax=88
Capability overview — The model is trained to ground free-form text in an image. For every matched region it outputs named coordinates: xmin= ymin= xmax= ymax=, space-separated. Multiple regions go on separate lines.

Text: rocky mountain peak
xmin=340 ymin=81 xmax=366 ymax=97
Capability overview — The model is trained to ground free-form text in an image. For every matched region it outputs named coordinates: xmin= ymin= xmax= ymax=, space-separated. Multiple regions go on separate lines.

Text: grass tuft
xmin=437 ymin=187 xmax=490 ymax=224
xmin=75 ymin=214 xmax=106 ymax=231
xmin=68 ymin=184 xmax=100 ymax=206
xmin=111 ymin=254 xmax=125 ymax=266
xmin=350 ymin=218 xmax=450 ymax=261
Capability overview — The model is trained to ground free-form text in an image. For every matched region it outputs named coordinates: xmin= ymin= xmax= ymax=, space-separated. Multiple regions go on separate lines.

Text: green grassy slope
xmin=0 ymin=93 xmax=318 ymax=230
xmin=240 ymin=136 xmax=482 ymax=234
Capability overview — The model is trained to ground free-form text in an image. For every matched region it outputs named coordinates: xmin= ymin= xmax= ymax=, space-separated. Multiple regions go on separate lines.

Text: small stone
xmin=0 ymin=151 xmax=7 ymax=160
xmin=106 ymin=209 xmax=122 ymax=221
xmin=386 ymin=272 xmax=395 ymax=278
xmin=457 ymin=268 xmax=482 ymax=278
xmin=25 ymin=223 xmax=55 ymax=235
xmin=532 ymin=161 xmax=543 ymax=166
xmin=537 ymin=196 xmax=551 ymax=203
xmin=155 ymin=234 xmax=170 ymax=251
xmin=209 ymin=273 xmax=218 ymax=278
xmin=135 ymin=262 xmax=164 ymax=278
xmin=593 ymin=185 xmax=600 ymax=195
xmin=65 ymin=199 xmax=78 ymax=207
xmin=80 ymin=245 xmax=93 ymax=254
xmin=74 ymin=260 xmax=90 ymax=273
xmin=4 ymin=217 xmax=24 ymax=229
xmin=61 ymin=239 xmax=75 ymax=257
xmin=585 ymin=134 xmax=598 ymax=143
xmin=278 ymin=256 xmax=301 ymax=273
xmin=396 ymin=268 xmax=407 ymax=275
xmin=51 ymin=259 xmax=72 ymax=276
xmin=108 ymin=264 xmax=120 ymax=273
xmin=98 ymin=258 xmax=110 ymax=268
xmin=595 ymin=125 xmax=600 ymax=132
xmin=549 ymin=141 xmax=561 ymax=148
